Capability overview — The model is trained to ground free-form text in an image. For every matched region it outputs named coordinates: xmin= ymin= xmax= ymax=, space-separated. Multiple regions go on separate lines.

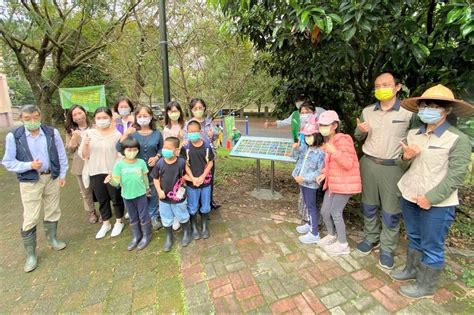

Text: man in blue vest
xmin=2 ymin=105 xmax=69 ymax=272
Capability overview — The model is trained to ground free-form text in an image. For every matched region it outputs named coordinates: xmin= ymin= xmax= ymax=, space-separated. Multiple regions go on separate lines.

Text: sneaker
xmin=356 ymin=240 xmax=380 ymax=255
xmin=379 ymin=250 xmax=394 ymax=269
xmin=95 ymin=223 xmax=112 ymax=239
xmin=298 ymin=232 xmax=320 ymax=244
xmin=110 ymin=221 xmax=125 ymax=237
xmin=151 ymin=217 xmax=163 ymax=230
xmin=319 ymin=234 xmax=337 ymax=247
xmin=325 ymin=241 xmax=350 ymax=256
xmin=172 ymin=218 xmax=181 ymax=231
xmin=296 ymin=223 xmax=311 ymax=234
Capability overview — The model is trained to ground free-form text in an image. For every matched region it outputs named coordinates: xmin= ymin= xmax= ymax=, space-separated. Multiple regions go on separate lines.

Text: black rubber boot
xmin=391 ymin=248 xmax=422 ymax=282
xmin=181 ymin=220 xmax=192 ymax=247
xmin=399 ymin=263 xmax=442 ymax=299
xmin=137 ymin=221 xmax=152 ymax=250
xmin=128 ymin=222 xmax=142 ymax=251
xmin=43 ymin=221 xmax=66 ymax=250
xmin=21 ymin=227 xmax=38 ymax=273
xmin=190 ymin=214 xmax=201 ymax=240
xmin=201 ymin=213 xmax=210 ymax=239
xmin=163 ymin=226 xmax=173 ymax=252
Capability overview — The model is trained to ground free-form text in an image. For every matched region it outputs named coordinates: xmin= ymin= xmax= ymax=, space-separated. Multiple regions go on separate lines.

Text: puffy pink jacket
xmin=322 ymin=133 xmax=361 ymax=194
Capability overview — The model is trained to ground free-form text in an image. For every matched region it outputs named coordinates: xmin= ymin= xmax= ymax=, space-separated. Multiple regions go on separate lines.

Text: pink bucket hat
xmin=301 ymin=114 xmax=319 ymax=135
xmin=318 ymin=110 xmax=340 ymax=125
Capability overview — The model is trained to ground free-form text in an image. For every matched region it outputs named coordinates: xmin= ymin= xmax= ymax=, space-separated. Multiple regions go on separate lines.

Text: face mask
xmin=295 ymin=101 xmax=304 ymax=109
xmin=124 ymin=150 xmax=138 ymax=159
xmin=319 ymin=126 xmax=331 ymax=137
xmin=305 ymin=135 xmax=314 ymax=146
xmin=168 ymin=112 xmax=180 ymax=121
xmin=374 ymin=87 xmax=395 ymax=101
xmin=300 ymin=113 xmax=311 ymax=126
xmin=118 ymin=108 xmax=130 ymax=116
xmin=95 ymin=118 xmax=111 ymax=129
xmin=137 ymin=117 xmax=151 ymax=126
xmin=188 ymin=132 xmax=201 ymax=142
xmin=162 ymin=149 xmax=174 ymax=159
xmin=418 ymin=108 xmax=444 ymax=124
xmin=192 ymin=110 xmax=204 ymax=119
xmin=24 ymin=121 xmax=41 ymax=131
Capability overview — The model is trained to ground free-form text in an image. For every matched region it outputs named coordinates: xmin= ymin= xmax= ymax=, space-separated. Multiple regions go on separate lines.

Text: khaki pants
xmin=75 ymin=175 xmax=95 ymax=213
xmin=20 ymin=174 xmax=61 ymax=231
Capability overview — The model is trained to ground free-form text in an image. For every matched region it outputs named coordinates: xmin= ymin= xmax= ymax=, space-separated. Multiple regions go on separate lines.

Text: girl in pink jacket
xmin=316 ymin=111 xmax=362 ymax=256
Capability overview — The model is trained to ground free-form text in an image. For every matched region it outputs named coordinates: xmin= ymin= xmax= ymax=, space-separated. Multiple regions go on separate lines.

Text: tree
xmin=211 ymin=0 xmax=473 ymax=132
xmin=0 ymin=0 xmax=141 ymax=123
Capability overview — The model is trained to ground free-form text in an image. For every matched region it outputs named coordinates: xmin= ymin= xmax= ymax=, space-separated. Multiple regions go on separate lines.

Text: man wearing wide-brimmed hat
xmin=390 ymin=84 xmax=473 ymax=299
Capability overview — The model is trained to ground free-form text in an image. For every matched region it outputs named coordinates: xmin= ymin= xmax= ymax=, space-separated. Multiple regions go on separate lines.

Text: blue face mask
xmin=162 ymin=149 xmax=174 ymax=159
xmin=418 ymin=108 xmax=443 ymax=124
xmin=188 ymin=132 xmax=200 ymax=142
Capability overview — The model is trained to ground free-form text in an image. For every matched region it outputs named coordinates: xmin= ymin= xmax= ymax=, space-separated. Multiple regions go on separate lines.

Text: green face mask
xmin=24 ymin=121 xmax=41 ymax=131
xmin=192 ymin=110 xmax=204 ymax=119
xmin=319 ymin=126 xmax=331 ymax=137
xmin=124 ymin=151 xmax=138 ymax=159
xmin=168 ymin=112 xmax=180 ymax=121
xmin=374 ymin=88 xmax=395 ymax=101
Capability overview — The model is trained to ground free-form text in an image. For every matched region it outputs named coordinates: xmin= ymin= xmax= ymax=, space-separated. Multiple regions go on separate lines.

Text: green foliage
xmin=212 ymin=0 xmax=474 ymax=132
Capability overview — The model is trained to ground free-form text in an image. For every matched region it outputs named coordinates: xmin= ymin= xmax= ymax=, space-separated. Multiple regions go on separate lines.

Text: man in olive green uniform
xmin=354 ymin=71 xmax=418 ymax=269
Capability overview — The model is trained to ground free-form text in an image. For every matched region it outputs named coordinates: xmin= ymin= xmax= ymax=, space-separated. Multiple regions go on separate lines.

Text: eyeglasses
xmin=417 ymin=101 xmax=442 ymax=109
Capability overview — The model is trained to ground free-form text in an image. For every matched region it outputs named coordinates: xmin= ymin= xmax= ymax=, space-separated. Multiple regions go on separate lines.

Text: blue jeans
xmin=301 ymin=186 xmax=319 ymax=236
xmin=124 ymin=194 xmax=150 ymax=225
xmin=148 ymin=183 xmax=159 ymax=219
xmin=186 ymin=185 xmax=211 ymax=215
xmin=159 ymin=201 xmax=189 ymax=227
xmin=401 ymin=197 xmax=455 ymax=269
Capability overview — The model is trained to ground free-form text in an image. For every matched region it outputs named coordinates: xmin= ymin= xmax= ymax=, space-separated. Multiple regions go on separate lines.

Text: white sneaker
xmin=96 ymin=223 xmax=112 ymax=239
xmin=172 ymin=218 xmax=181 ymax=231
xmin=325 ymin=241 xmax=350 ymax=256
xmin=110 ymin=221 xmax=125 ymax=237
xmin=298 ymin=232 xmax=320 ymax=244
xmin=319 ymin=234 xmax=337 ymax=247
xmin=296 ymin=223 xmax=311 ymax=234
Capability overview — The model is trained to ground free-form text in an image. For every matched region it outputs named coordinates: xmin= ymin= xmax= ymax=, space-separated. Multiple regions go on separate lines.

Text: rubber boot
xmin=190 ymin=214 xmax=201 ymax=240
xmin=128 ymin=222 xmax=142 ymax=251
xmin=137 ymin=221 xmax=152 ymax=250
xmin=43 ymin=221 xmax=66 ymax=250
xmin=390 ymin=248 xmax=422 ymax=282
xmin=399 ymin=263 xmax=442 ymax=299
xmin=21 ymin=227 xmax=38 ymax=273
xmin=181 ymin=220 xmax=191 ymax=247
xmin=163 ymin=226 xmax=173 ymax=252
xmin=201 ymin=213 xmax=210 ymax=239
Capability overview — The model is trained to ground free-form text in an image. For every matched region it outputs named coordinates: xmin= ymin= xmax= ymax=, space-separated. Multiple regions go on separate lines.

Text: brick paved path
xmin=0 ymin=168 xmax=471 ymax=313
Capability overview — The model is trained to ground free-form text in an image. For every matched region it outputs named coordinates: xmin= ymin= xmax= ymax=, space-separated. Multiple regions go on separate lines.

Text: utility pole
xmin=159 ymin=0 xmax=170 ymax=106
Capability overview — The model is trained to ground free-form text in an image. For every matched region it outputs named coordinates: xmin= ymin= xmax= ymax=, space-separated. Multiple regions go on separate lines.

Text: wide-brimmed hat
xmin=318 ymin=110 xmax=340 ymax=125
xmin=401 ymin=84 xmax=474 ymax=117
xmin=301 ymin=115 xmax=319 ymax=135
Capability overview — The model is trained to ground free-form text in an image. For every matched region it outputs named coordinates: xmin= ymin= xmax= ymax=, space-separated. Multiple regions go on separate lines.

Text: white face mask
xmin=95 ymin=118 xmax=111 ymax=129
xmin=118 ymin=108 xmax=131 ymax=116
xmin=295 ymin=101 xmax=304 ymax=109
xmin=137 ymin=117 xmax=151 ymax=126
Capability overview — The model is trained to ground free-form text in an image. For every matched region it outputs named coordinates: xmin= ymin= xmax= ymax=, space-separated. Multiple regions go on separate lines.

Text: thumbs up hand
xmin=400 ymin=141 xmax=421 ymax=160
xmin=356 ymin=118 xmax=369 ymax=133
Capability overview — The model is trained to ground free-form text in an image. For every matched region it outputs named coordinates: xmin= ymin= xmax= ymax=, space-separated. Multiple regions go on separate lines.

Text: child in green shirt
xmin=105 ymin=137 xmax=151 ymax=251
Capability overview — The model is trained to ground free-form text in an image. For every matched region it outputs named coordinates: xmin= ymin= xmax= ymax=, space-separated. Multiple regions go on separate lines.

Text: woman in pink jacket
xmin=316 ymin=111 xmax=362 ymax=256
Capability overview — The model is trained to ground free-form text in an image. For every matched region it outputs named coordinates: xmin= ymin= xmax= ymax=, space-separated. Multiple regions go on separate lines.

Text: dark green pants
xmin=360 ymin=156 xmax=403 ymax=253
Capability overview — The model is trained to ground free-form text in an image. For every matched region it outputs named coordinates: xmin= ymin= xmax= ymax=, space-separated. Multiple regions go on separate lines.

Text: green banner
xmin=224 ymin=115 xmax=235 ymax=140
xmin=59 ymin=85 xmax=106 ymax=112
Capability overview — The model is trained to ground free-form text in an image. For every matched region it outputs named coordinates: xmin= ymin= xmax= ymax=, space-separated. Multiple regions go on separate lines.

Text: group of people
xmin=2 ymin=70 xmax=473 ymax=301
xmin=2 ymin=97 xmax=221 ymax=271
xmin=265 ymin=71 xmax=472 ymax=299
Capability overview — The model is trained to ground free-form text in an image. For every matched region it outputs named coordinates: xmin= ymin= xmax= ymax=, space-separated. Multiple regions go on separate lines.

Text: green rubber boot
xmin=21 ymin=227 xmax=38 ymax=273
xmin=390 ymin=248 xmax=422 ymax=282
xmin=399 ymin=263 xmax=441 ymax=299
xmin=44 ymin=221 xmax=67 ymax=250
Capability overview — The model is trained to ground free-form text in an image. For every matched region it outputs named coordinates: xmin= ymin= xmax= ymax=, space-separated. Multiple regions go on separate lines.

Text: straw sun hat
xmin=401 ymin=84 xmax=474 ymax=117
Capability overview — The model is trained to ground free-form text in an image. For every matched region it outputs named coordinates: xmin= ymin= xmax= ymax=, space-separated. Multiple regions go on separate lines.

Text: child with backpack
xmin=182 ymin=120 xmax=215 ymax=240
xmin=151 ymin=136 xmax=192 ymax=252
